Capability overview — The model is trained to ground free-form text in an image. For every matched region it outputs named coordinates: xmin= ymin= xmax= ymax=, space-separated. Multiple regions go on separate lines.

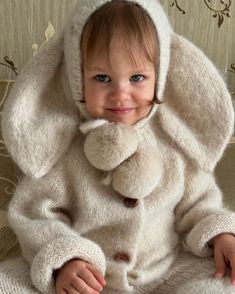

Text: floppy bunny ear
xmin=158 ymin=33 xmax=234 ymax=172
xmin=2 ymin=38 xmax=79 ymax=178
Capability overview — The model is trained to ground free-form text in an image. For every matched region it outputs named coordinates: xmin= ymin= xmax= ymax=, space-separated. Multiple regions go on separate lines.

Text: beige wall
xmin=162 ymin=0 xmax=235 ymax=96
xmin=0 ymin=0 xmax=76 ymax=80
xmin=0 ymin=0 xmax=234 ymax=97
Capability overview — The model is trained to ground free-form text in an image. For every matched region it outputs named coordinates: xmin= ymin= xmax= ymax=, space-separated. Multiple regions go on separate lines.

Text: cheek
xmin=136 ymin=79 xmax=155 ymax=99
xmin=136 ymin=87 xmax=155 ymax=105
xmin=145 ymin=82 xmax=156 ymax=102
xmin=84 ymin=88 xmax=105 ymax=116
xmin=85 ymin=82 xmax=104 ymax=99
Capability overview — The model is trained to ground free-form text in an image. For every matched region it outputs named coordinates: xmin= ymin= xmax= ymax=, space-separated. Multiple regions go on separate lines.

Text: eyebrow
xmin=85 ymin=67 xmax=107 ymax=72
xmin=85 ymin=67 xmax=154 ymax=73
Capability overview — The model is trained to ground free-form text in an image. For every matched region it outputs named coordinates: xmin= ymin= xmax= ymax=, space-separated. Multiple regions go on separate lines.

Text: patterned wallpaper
xmin=0 ymin=0 xmax=234 ymax=97
xmin=162 ymin=0 xmax=235 ymax=97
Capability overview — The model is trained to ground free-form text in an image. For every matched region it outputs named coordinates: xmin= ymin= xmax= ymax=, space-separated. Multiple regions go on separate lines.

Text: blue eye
xmin=95 ymin=75 xmax=111 ymax=83
xmin=130 ymin=75 xmax=145 ymax=82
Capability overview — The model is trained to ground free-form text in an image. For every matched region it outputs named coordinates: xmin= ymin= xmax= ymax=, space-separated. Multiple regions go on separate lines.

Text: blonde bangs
xmin=81 ymin=1 xmax=158 ymax=66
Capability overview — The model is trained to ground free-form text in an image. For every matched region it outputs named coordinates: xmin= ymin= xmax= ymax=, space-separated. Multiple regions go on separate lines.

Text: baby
xmin=1 ymin=1 xmax=235 ymax=293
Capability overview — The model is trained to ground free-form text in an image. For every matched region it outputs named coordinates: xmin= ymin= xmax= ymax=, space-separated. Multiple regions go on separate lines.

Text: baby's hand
xmin=55 ymin=259 xmax=106 ymax=294
xmin=212 ymin=233 xmax=235 ymax=285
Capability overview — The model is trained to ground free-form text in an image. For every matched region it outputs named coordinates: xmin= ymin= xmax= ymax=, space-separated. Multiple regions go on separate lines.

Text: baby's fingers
xmin=77 ymin=266 xmax=104 ymax=292
xmin=229 ymin=255 xmax=235 ymax=285
xmin=70 ymin=276 xmax=100 ymax=294
xmin=86 ymin=263 xmax=106 ymax=287
xmin=214 ymin=250 xmax=226 ymax=279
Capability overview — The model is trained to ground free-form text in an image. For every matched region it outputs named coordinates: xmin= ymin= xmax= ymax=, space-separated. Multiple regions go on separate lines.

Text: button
xmin=114 ymin=252 xmax=130 ymax=263
xmin=123 ymin=198 xmax=138 ymax=208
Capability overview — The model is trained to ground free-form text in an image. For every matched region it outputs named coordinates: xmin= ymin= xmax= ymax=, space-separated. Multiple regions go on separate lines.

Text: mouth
xmin=106 ymin=107 xmax=134 ymax=115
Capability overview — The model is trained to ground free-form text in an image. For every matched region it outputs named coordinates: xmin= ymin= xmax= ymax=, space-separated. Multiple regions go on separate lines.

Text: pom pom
xmin=84 ymin=123 xmax=139 ymax=171
xmin=112 ymin=146 xmax=162 ymax=199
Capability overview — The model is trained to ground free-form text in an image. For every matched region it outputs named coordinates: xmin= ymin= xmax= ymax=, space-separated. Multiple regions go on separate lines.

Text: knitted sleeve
xmin=174 ymin=165 xmax=235 ymax=257
xmin=7 ymin=164 xmax=106 ymax=294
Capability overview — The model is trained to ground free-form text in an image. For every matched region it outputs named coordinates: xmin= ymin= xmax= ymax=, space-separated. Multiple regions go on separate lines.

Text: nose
xmin=110 ymin=83 xmax=130 ymax=101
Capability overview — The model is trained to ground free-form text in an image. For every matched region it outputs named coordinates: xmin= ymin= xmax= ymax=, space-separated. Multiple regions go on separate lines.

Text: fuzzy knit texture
xmin=1 ymin=0 xmax=235 ymax=293
xmin=1 ymin=252 xmax=235 ymax=294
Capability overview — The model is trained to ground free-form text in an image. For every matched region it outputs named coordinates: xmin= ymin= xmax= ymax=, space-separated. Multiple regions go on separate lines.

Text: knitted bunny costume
xmin=1 ymin=0 xmax=235 ymax=293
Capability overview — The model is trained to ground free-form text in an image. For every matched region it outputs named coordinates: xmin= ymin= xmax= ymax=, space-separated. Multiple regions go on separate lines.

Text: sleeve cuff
xmin=186 ymin=210 xmax=235 ymax=257
xmin=30 ymin=236 xmax=106 ymax=294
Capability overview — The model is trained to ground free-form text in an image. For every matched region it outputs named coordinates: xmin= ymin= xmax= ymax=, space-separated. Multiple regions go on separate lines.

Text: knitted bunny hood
xmin=2 ymin=0 xmax=234 ymax=179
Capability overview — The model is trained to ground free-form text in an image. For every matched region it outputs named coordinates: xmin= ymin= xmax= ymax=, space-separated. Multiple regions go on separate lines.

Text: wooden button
xmin=114 ymin=252 xmax=130 ymax=263
xmin=123 ymin=198 xmax=138 ymax=208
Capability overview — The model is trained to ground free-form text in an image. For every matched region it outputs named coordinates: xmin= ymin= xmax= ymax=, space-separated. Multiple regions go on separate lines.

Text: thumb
xmin=214 ymin=249 xmax=226 ymax=279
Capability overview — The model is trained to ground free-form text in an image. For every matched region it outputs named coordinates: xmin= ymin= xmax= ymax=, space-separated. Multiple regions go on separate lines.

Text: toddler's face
xmin=83 ymin=41 xmax=156 ymax=125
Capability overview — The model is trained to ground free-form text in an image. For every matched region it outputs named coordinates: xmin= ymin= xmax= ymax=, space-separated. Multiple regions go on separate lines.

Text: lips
xmin=107 ymin=107 xmax=134 ymax=114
